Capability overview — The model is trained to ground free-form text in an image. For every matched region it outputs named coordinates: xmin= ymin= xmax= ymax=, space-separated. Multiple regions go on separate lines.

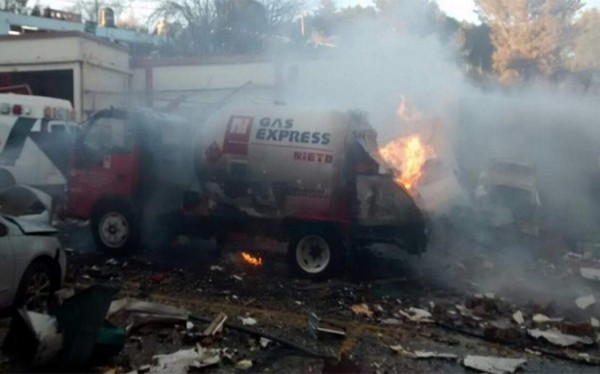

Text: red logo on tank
xmin=223 ymin=116 xmax=253 ymax=155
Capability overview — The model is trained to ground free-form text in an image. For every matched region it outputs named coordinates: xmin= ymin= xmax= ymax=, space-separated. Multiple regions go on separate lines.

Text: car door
xmin=0 ymin=218 xmax=16 ymax=307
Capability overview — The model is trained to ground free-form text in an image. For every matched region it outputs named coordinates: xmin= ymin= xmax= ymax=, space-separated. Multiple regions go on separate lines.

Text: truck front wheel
xmin=91 ymin=201 xmax=139 ymax=254
xmin=288 ymin=226 xmax=343 ymax=279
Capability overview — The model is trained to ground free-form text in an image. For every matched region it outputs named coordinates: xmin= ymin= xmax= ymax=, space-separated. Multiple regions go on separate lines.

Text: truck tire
xmin=288 ymin=225 xmax=343 ymax=279
xmin=0 ymin=170 xmax=16 ymax=190
xmin=91 ymin=201 xmax=139 ymax=254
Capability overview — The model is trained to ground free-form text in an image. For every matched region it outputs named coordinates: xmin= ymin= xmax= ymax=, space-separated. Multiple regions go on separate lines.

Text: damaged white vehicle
xmin=0 ymin=185 xmax=66 ymax=311
xmin=474 ymin=158 xmax=541 ymax=235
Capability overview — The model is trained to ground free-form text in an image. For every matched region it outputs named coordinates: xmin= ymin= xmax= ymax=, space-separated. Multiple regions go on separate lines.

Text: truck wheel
xmin=288 ymin=226 xmax=343 ymax=279
xmin=91 ymin=201 xmax=139 ymax=254
xmin=0 ymin=170 xmax=16 ymax=190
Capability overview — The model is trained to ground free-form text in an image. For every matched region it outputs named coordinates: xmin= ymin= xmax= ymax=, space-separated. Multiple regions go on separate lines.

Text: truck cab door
xmin=66 ymin=110 xmax=138 ymax=218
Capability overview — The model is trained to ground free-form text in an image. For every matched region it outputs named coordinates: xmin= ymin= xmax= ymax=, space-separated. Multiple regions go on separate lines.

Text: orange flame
xmin=241 ymin=252 xmax=263 ymax=266
xmin=380 ymin=134 xmax=434 ymax=191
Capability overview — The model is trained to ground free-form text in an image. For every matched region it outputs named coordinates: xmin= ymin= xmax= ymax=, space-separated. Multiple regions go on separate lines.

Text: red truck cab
xmin=65 ymin=108 xmax=192 ymax=252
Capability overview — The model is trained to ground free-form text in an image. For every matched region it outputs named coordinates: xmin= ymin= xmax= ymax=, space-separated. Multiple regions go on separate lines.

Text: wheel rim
xmin=296 ymin=235 xmax=331 ymax=274
xmin=24 ymin=271 xmax=52 ymax=312
xmin=99 ymin=212 xmax=129 ymax=249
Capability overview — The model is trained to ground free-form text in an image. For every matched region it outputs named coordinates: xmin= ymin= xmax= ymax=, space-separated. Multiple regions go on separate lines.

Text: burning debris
xmin=240 ymin=252 xmax=263 ymax=267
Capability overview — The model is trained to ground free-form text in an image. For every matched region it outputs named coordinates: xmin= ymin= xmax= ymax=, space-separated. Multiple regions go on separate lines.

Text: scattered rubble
xmin=575 ymin=295 xmax=596 ymax=310
xmin=512 ymin=311 xmax=525 ymax=325
xmin=463 ymin=355 xmax=526 ymax=374
xmin=527 ymin=328 xmax=594 ymax=347
xmin=237 ymin=316 xmax=257 ymax=326
xmin=399 ymin=307 xmax=433 ymax=323
xmin=391 ymin=344 xmax=457 ymax=360
xmin=532 ymin=314 xmax=563 ymax=323
xmin=351 ymin=304 xmax=373 ymax=318
xmin=149 ymin=345 xmax=220 ymax=373
xmin=580 ymin=267 xmax=600 ymax=281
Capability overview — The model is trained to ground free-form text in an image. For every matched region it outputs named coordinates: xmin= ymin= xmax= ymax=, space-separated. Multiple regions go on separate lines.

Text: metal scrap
xmin=463 ymin=355 xmax=526 ymax=374
xmin=203 ymin=312 xmax=227 ymax=336
xmin=390 ymin=344 xmax=457 ymax=360
xmin=527 ymin=328 xmax=594 ymax=347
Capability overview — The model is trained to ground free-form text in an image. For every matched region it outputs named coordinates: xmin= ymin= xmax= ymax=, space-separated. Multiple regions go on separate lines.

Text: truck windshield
xmin=83 ymin=116 xmax=133 ymax=154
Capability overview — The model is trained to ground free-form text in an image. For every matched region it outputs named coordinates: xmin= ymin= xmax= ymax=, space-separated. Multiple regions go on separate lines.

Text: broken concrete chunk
xmin=591 ymin=318 xmax=600 ymax=328
xmin=351 ymin=304 xmax=373 ymax=318
xmin=238 ymin=316 xmax=257 ymax=326
xmin=532 ymin=314 xmax=563 ymax=323
xmin=151 ymin=345 xmax=220 ymax=373
xmin=527 ymin=328 xmax=594 ymax=347
xmin=399 ymin=307 xmax=433 ymax=323
xmin=463 ymin=355 xmax=526 ymax=374
xmin=259 ymin=337 xmax=272 ymax=348
xmin=575 ymin=295 xmax=596 ymax=310
xmin=512 ymin=311 xmax=525 ymax=325
xmin=580 ymin=267 xmax=600 ymax=281
xmin=235 ymin=359 xmax=253 ymax=370
xmin=390 ymin=344 xmax=415 ymax=357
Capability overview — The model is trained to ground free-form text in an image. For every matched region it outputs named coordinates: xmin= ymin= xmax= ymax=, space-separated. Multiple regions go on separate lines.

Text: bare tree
xmin=153 ymin=0 xmax=305 ymax=55
xmin=3 ymin=0 xmax=28 ymax=14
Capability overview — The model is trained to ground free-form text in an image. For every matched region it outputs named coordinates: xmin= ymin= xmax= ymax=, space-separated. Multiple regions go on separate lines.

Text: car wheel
xmin=14 ymin=261 xmax=58 ymax=313
xmin=288 ymin=226 xmax=343 ymax=279
xmin=91 ymin=201 xmax=139 ymax=254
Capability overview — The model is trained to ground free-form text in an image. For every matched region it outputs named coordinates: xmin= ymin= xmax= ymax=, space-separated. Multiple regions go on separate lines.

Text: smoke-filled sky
xmin=339 ymin=0 xmax=600 ymax=23
xmin=40 ymin=0 xmax=600 ymax=26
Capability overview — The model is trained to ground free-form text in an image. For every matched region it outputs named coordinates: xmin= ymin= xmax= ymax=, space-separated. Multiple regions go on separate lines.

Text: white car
xmin=0 ymin=186 xmax=66 ymax=311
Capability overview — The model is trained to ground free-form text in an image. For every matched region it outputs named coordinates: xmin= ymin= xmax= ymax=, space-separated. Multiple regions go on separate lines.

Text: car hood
xmin=3 ymin=215 xmax=58 ymax=235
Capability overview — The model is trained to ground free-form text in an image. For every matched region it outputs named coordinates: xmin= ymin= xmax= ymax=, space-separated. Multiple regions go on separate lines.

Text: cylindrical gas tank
xmin=99 ymin=7 xmax=115 ymax=28
xmin=196 ymin=105 xmax=352 ymax=216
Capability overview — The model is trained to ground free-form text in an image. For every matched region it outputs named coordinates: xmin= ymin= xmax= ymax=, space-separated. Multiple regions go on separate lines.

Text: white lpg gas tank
xmin=196 ymin=105 xmax=353 ymax=213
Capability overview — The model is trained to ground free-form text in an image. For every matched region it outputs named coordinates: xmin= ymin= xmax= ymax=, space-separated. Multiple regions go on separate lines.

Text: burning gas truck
xmin=63 ymin=104 xmax=429 ymax=278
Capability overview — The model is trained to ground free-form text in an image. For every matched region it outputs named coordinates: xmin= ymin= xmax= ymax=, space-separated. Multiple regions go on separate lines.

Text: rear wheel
xmin=91 ymin=201 xmax=139 ymax=254
xmin=14 ymin=261 xmax=59 ymax=313
xmin=288 ymin=225 xmax=344 ymax=279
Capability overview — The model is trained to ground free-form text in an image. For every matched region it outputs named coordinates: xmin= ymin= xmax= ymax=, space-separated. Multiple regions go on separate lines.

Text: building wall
xmin=82 ymin=64 xmax=130 ymax=116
